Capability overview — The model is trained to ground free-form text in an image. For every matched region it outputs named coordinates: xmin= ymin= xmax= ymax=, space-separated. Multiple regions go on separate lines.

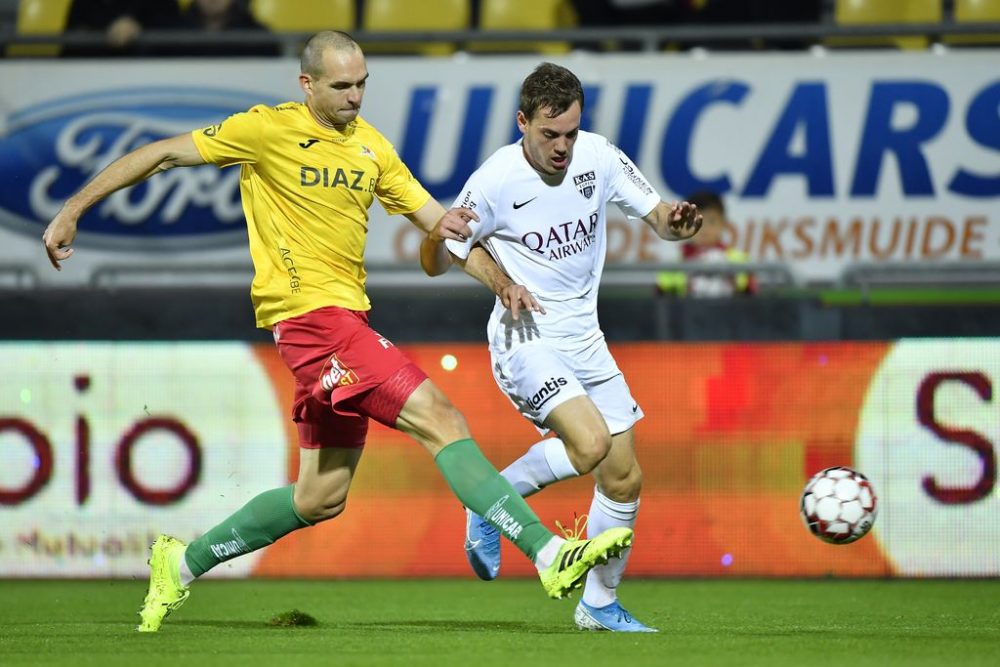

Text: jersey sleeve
xmin=374 ymin=142 xmax=432 ymax=215
xmin=191 ymin=106 xmax=266 ymax=167
xmin=604 ymin=139 xmax=660 ymax=220
xmin=443 ymin=172 xmax=499 ymax=261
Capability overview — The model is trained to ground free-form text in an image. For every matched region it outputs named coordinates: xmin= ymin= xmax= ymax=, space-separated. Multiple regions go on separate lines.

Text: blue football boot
xmin=574 ymin=600 xmax=658 ymax=633
xmin=464 ymin=508 xmax=501 ymax=581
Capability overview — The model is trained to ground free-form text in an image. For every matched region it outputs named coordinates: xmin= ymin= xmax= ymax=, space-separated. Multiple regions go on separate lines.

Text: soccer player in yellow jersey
xmin=41 ymin=31 xmax=633 ymax=632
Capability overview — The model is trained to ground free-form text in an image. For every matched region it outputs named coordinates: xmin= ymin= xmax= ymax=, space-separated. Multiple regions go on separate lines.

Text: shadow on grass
xmin=169 ymin=620 xmax=284 ymax=630
xmin=171 ymin=619 xmax=576 ymax=634
xmin=348 ymin=620 xmax=576 ymax=634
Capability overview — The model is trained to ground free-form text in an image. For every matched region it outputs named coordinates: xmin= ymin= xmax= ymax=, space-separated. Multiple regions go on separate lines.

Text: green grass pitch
xmin=1 ymin=579 xmax=998 ymax=666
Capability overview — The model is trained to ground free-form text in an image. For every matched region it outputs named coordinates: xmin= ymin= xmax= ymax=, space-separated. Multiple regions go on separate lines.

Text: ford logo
xmin=0 ymin=87 xmax=280 ymax=250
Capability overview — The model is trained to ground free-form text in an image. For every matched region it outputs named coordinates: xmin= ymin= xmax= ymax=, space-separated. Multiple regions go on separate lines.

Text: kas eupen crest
xmin=573 ymin=171 xmax=596 ymax=199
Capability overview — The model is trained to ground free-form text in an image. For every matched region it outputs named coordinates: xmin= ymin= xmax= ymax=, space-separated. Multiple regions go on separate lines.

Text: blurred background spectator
xmin=688 ymin=0 xmax=824 ymax=49
xmin=62 ymin=0 xmax=278 ymax=57
xmin=174 ymin=0 xmax=280 ymax=57
xmin=570 ymin=0 xmax=684 ymax=26
xmin=657 ymin=191 xmax=757 ymax=298
xmin=570 ymin=0 xmax=823 ymax=50
xmin=63 ymin=0 xmax=182 ymax=57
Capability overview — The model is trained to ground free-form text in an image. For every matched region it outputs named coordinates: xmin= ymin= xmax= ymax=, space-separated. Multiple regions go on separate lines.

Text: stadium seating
xmin=7 ymin=0 xmax=72 ymax=57
xmin=471 ymin=0 xmax=578 ymax=54
xmin=947 ymin=0 xmax=1000 ymax=45
xmin=956 ymin=0 xmax=1000 ymax=20
xmin=250 ymin=0 xmax=355 ymax=32
xmin=829 ymin=0 xmax=942 ymax=49
xmin=361 ymin=0 xmax=469 ymax=56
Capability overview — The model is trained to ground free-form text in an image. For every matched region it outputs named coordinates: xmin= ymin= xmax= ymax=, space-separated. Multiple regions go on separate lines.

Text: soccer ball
xmin=800 ymin=466 xmax=878 ymax=545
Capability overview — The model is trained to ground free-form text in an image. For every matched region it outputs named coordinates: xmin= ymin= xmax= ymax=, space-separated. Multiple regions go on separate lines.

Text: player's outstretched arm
xmin=643 ymin=200 xmax=702 ymax=242
xmin=42 ymin=133 xmax=207 ymax=270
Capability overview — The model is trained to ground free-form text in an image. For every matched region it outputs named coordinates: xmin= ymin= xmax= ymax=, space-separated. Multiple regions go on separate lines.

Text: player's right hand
xmin=42 ymin=210 xmax=79 ymax=270
xmin=501 ymin=284 xmax=546 ymax=321
xmin=430 ymin=207 xmax=478 ymax=243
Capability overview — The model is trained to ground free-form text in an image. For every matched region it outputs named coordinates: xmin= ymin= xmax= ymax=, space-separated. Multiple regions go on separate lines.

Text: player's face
xmin=301 ymin=48 xmax=368 ymax=128
xmin=517 ymin=101 xmax=581 ymax=176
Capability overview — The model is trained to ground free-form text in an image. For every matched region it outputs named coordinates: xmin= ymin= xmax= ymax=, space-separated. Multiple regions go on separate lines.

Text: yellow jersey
xmin=191 ymin=102 xmax=431 ymax=328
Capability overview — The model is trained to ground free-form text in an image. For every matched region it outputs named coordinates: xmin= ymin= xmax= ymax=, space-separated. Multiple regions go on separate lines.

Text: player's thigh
xmin=584 ymin=372 xmax=644 ymax=437
xmin=543 ymin=395 xmax=613 ymax=472
xmin=295 ymin=445 xmax=364 ymax=522
xmin=491 ymin=341 xmax=589 ymax=432
xmin=394 ymin=378 xmax=471 ymax=455
xmin=592 ymin=428 xmax=642 ymax=502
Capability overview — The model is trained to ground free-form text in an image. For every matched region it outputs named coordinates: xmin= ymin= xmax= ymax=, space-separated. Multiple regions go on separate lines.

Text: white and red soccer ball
xmin=800 ymin=466 xmax=878 ymax=545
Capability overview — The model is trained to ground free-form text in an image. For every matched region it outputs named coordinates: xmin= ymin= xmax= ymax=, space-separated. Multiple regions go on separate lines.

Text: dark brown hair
xmin=686 ymin=190 xmax=725 ymax=214
xmin=519 ymin=63 xmax=585 ymax=121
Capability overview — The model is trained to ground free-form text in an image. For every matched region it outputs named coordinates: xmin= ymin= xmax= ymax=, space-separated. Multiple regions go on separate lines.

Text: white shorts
xmin=490 ymin=337 xmax=644 ymax=435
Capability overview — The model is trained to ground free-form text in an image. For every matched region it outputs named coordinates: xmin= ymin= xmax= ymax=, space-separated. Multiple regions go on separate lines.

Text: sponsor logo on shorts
xmin=527 ymin=377 xmax=568 ymax=410
xmin=319 ymin=354 xmax=359 ymax=391
xmin=210 ymin=528 xmax=250 ymax=559
xmin=484 ymin=494 xmax=523 ymax=541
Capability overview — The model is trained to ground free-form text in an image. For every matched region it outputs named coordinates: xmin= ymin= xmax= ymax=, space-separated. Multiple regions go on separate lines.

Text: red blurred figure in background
xmin=657 ymin=190 xmax=757 ymax=297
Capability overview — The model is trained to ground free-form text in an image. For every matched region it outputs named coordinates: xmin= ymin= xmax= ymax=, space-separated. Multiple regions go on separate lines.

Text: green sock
xmin=184 ymin=484 xmax=311 ymax=577
xmin=435 ymin=439 xmax=553 ymax=561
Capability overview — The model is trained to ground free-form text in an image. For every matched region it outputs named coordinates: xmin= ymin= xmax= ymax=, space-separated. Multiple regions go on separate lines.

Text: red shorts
xmin=273 ymin=306 xmax=428 ymax=449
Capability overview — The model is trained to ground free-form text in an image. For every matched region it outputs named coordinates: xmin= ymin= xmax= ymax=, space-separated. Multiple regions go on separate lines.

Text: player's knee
xmin=304 ymin=498 xmax=347 ymax=523
xmin=398 ymin=382 xmax=470 ymax=452
xmin=600 ymin=463 xmax=642 ymax=502
xmin=567 ymin=430 xmax=612 ymax=474
xmin=294 ymin=485 xmax=348 ymax=524
xmin=432 ymin=400 xmax=469 ymax=440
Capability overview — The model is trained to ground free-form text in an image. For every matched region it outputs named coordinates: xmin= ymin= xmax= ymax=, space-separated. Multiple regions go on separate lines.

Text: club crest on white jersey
xmin=573 ymin=171 xmax=596 ymax=199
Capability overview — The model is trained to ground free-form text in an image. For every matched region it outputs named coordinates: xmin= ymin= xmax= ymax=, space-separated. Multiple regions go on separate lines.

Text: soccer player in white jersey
xmin=421 ymin=63 xmax=701 ymax=633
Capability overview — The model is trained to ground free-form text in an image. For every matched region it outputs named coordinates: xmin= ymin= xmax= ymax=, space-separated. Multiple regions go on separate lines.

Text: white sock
xmin=179 ymin=548 xmax=196 ymax=587
xmin=533 ymin=535 xmax=565 ymax=571
xmin=501 ymin=438 xmax=580 ymax=497
xmin=582 ymin=488 xmax=639 ymax=608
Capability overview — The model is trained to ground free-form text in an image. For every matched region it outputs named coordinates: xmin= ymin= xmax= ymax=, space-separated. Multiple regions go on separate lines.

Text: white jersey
xmin=445 ymin=131 xmax=660 ymax=348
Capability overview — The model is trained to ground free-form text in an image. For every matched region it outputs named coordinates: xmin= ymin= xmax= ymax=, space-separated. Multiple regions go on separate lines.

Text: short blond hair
xmin=300 ymin=31 xmax=361 ymax=78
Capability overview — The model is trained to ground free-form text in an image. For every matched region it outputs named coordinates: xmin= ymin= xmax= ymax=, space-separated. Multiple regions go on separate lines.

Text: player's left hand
xmin=500 ymin=284 xmax=546 ymax=321
xmin=430 ymin=207 xmax=479 ymax=243
xmin=666 ymin=201 xmax=702 ymax=240
xmin=42 ymin=208 xmax=79 ymax=271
